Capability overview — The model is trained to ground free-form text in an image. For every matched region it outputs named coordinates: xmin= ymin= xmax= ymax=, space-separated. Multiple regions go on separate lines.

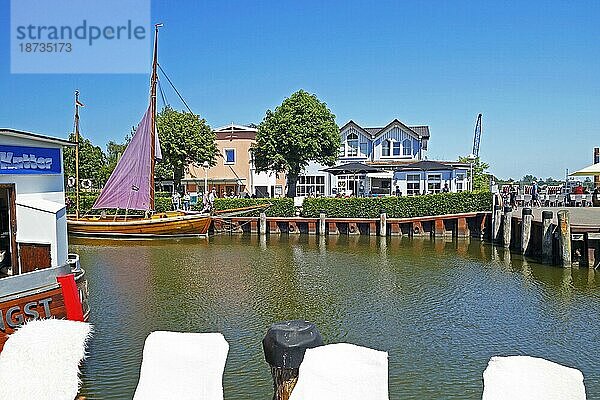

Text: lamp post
xmin=467 ymin=153 xmax=476 ymax=191
xmin=202 ymin=161 xmax=209 ymax=193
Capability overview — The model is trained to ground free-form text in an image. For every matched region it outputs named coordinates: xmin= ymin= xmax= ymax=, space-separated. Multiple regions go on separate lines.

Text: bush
xmin=301 ymin=192 xmax=492 ymax=218
xmin=193 ymin=198 xmax=295 ymax=217
xmin=68 ymin=194 xmax=173 ymax=215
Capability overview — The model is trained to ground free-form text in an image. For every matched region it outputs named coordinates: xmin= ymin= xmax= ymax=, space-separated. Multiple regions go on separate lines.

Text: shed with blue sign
xmin=0 ymin=128 xmax=74 ymax=276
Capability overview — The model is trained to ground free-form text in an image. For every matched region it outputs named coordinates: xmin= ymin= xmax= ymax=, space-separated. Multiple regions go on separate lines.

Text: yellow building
xmin=183 ymin=124 xmax=286 ymax=198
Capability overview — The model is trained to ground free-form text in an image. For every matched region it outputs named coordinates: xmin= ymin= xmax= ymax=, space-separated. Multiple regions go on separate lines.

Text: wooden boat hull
xmin=0 ymin=266 xmax=89 ymax=352
xmin=67 ymin=213 xmax=212 ymax=237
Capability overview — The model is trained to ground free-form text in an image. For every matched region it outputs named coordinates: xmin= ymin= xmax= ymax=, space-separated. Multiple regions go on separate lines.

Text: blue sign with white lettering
xmin=0 ymin=145 xmax=61 ymax=174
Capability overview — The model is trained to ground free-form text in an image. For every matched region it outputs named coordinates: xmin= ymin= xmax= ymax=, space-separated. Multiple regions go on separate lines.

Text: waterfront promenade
xmin=514 ymin=207 xmax=600 ymax=228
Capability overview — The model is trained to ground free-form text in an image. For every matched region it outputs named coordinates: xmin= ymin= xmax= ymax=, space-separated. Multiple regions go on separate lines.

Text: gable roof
xmin=0 ymin=128 xmax=75 ymax=146
xmin=213 ymin=123 xmax=258 ymax=140
xmin=395 ymin=160 xmax=456 ymax=172
xmin=340 ymin=120 xmax=431 ymax=139
xmin=338 ymin=120 xmax=373 ymax=138
xmin=409 ymin=126 xmax=430 ymax=139
xmin=214 ymin=123 xmax=258 ymax=133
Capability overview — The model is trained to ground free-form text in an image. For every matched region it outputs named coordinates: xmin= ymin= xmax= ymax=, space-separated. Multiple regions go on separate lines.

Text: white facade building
xmin=297 ymin=119 xmax=469 ymax=196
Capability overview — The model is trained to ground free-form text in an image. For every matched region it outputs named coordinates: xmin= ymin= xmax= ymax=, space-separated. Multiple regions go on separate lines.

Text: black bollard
xmin=263 ymin=320 xmax=324 ymax=400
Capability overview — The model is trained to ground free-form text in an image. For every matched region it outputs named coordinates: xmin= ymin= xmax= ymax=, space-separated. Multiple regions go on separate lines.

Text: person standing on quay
xmin=172 ymin=191 xmax=181 ymax=210
xmin=531 ymin=181 xmax=540 ymax=207
xmin=182 ymin=192 xmax=191 ymax=211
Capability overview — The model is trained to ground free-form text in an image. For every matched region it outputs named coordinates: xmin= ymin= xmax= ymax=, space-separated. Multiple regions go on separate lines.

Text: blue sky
xmin=1 ymin=0 xmax=599 ymax=179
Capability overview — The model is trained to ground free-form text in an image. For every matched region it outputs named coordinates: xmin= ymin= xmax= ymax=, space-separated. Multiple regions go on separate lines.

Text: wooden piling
xmin=457 ymin=217 xmax=469 ymax=238
xmin=288 ymin=221 xmax=299 ymax=234
xmin=328 ymin=221 xmax=339 ymax=235
xmin=379 ymin=211 xmax=387 ymax=237
xmin=520 ymin=207 xmax=533 ymax=255
xmin=269 ymin=221 xmax=281 ymax=234
xmin=492 ymin=205 xmax=502 ymax=243
xmin=434 ymin=219 xmax=445 ymax=237
xmin=319 ymin=211 xmax=326 ymax=236
xmin=542 ymin=210 xmax=553 ymax=264
xmin=260 ymin=212 xmax=267 ymax=235
xmin=389 ymin=222 xmax=401 ymax=236
xmin=557 ymin=210 xmax=571 ymax=267
xmin=369 ymin=221 xmax=377 ymax=236
xmin=502 ymin=206 xmax=512 ymax=248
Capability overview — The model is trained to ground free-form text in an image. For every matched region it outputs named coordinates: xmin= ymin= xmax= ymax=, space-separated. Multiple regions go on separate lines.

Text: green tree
xmin=156 ymin=106 xmax=217 ymax=190
xmin=458 ymin=156 xmax=491 ymax=192
xmin=521 ymin=175 xmax=538 ymax=184
xmin=63 ymin=133 xmax=106 ymax=189
xmin=97 ymin=140 xmax=128 ymax=186
xmin=252 ymin=90 xmax=340 ymax=197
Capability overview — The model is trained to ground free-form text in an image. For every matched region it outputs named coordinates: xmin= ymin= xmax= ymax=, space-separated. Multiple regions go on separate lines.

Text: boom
xmin=472 ymin=113 xmax=482 ymax=157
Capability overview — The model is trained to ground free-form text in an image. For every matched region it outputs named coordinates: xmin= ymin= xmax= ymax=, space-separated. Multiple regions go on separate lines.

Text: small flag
xmin=76 ymin=99 xmax=85 ymax=107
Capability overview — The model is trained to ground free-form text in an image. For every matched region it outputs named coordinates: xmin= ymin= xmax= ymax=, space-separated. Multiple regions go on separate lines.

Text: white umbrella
xmin=570 ymin=163 xmax=600 ymax=176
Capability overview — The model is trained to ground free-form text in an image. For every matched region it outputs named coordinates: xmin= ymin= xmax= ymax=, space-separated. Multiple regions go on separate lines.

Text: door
xmin=19 ymin=243 xmax=51 ymax=273
xmin=0 ymin=184 xmax=18 ymax=275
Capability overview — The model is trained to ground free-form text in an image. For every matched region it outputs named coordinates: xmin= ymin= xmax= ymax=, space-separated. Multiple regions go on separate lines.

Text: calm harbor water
xmin=73 ymin=235 xmax=600 ymax=399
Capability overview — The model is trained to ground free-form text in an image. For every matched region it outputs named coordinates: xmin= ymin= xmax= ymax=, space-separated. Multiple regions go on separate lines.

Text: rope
xmin=157 ymin=63 xmax=194 ymax=114
xmin=157 ymin=79 xmax=169 ymax=108
xmin=210 ymin=217 xmax=254 ymax=236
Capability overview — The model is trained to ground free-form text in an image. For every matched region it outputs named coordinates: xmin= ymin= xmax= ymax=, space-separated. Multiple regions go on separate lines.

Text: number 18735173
xmin=19 ymin=42 xmax=72 ymax=52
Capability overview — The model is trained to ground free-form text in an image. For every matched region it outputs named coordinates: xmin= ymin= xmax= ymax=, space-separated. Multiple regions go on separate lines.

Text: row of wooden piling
xmin=492 ymin=206 xmax=593 ymax=268
xmin=214 ymin=211 xmax=488 ymax=238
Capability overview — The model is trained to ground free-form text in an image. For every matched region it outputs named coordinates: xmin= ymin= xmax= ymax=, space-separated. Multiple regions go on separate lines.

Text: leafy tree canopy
xmin=252 ymin=90 xmax=340 ymax=197
xmin=156 ymin=106 xmax=217 ymax=190
xmin=458 ymin=156 xmax=490 ymax=192
xmin=64 ymin=133 xmax=106 ymax=188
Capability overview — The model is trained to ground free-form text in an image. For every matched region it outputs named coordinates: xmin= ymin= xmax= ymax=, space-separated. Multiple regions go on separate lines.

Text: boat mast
xmin=74 ymin=90 xmax=81 ymax=219
xmin=150 ymin=23 xmax=162 ymax=211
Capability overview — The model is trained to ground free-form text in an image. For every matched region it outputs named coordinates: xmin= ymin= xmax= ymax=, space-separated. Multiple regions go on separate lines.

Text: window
xmin=382 ymin=140 xmax=390 ymax=157
xmin=296 ymin=175 xmax=325 ymax=196
xmin=360 ymin=140 xmax=368 ymax=156
xmin=407 ymin=174 xmax=420 ymax=196
xmin=456 ymin=182 xmax=464 ymax=192
xmin=402 ymin=139 xmax=412 ymax=156
xmin=339 ymin=144 xmax=345 ymax=157
xmin=336 ymin=175 xmax=366 ymax=195
xmin=392 ymin=141 xmax=401 ymax=156
xmin=224 ymin=149 xmax=235 ymax=164
xmin=347 ymin=132 xmax=358 ymax=157
xmin=427 ymin=174 xmax=442 ymax=193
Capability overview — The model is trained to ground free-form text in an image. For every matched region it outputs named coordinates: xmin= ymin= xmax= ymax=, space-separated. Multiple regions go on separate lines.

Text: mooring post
xmin=542 ymin=210 xmax=554 ymax=264
xmin=503 ymin=206 xmax=512 ymax=248
xmin=379 ymin=210 xmax=387 ymax=237
xmin=520 ymin=207 xmax=533 ymax=255
xmin=319 ymin=211 xmax=326 ymax=236
xmin=262 ymin=320 xmax=324 ymax=400
xmin=557 ymin=210 xmax=571 ymax=267
xmin=493 ymin=204 xmax=502 ymax=243
xmin=260 ymin=212 xmax=267 ymax=235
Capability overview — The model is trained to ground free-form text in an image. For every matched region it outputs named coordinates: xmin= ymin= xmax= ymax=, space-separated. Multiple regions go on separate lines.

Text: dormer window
xmin=392 ymin=141 xmax=401 ymax=156
xmin=402 ymin=139 xmax=412 ymax=156
xmin=347 ymin=132 xmax=358 ymax=157
xmin=382 ymin=140 xmax=390 ymax=157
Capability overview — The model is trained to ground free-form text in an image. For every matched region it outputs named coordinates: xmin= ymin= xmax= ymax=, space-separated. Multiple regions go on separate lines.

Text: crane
xmin=471 ymin=113 xmax=483 ymax=158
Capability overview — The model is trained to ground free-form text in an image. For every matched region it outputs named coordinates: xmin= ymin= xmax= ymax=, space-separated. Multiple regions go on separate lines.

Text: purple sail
xmin=93 ymin=106 xmax=161 ymax=211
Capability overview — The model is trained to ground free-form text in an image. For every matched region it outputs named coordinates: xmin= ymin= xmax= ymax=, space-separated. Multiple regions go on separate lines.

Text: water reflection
xmin=71 ymin=235 xmax=600 ymax=400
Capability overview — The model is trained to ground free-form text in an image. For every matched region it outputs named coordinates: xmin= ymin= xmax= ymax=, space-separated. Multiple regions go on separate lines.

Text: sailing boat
xmin=67 ymin=25 xmax=261 ymax=238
